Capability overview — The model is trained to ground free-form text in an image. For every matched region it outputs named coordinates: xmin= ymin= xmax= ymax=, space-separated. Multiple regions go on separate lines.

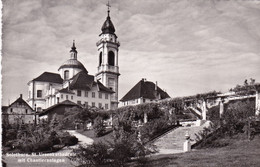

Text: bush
xmin=140 ymin=117 xmax=173 ymax=142
xmin=93 ymin=116 xmax=106 ymax=137
xmin=62 ymin=135 xmax=78 ymax=146
xmin=69 ymin=142 xmax=110 ymax=167
xmin=4 ymin=129 xmax=17 ymax=145
xmin=194 ymin=99 xmax=256 ymax=149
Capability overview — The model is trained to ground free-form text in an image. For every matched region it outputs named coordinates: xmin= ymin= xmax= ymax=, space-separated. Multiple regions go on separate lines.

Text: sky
xmin=2 ymin=0 xmax=260 ymax=106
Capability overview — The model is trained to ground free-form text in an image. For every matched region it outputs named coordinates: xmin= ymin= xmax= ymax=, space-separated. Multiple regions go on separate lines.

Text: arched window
xmin=64 ymin=70 xmax=69 ymax=80
xmin=108 ymin=51 xmax=115 ymax=66
xmin=99 ymin=52 xmax=102 ymax=66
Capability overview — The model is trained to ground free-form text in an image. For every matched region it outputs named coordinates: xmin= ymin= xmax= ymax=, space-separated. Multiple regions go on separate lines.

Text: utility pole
xmin=34 ymin=104 xmax=37 ymax=125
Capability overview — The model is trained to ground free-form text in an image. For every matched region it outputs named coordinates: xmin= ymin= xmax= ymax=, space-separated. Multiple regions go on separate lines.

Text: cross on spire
xmin=106 ymin=0 xmax=111 ymax=16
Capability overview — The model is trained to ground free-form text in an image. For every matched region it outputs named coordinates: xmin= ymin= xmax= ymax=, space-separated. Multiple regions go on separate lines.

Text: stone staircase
xmin=153 ymin=121 xmax=210 ymax=154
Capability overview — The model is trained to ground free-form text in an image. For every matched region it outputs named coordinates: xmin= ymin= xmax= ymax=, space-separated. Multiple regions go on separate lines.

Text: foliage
xmin=93 ymin=116 xmax=106 ymax=137
xmin=140 ymin=117 xmax=172 ymax=143
xmin=70 ymin=132 xmax=157 ymax=167
xmin=62 ymin=135 xmax=79 ymax=146
xmin=4 ymin=117 xmax=78 ymax=153
xmin=230 ymin=78 xmax=260 ymax=95
xmin=194 ymin=99 xmax=256 ymax=149
xmin=70 ymin=108 xmax=157 ymax=166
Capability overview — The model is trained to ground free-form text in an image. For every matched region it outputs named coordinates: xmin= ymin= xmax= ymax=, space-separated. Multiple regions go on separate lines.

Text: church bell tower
xmin=96 ymin=2 xmax=120 ymax=109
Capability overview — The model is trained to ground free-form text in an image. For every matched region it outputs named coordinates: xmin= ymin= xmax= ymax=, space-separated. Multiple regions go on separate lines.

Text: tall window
xmin=85 ymin=91 xmax=88 ymax=97
xmin=99 ymin=92 xmax=102 ymax=99
xmin=92 ymin=92 xmax=95 ymax=98
xmin=108 ymin=51 xmax=115 ymax=66
xmin=64 ymin=70 xmax=69 ymax=80
xmin=61 ymin=94 xmax=63 ymax=99
xmin=71 ymin=96 xmax=73 ymax=100
xmin=77 ymin=101 xmax=81 ymax=105
xmin=105 ymin=93 xmax=108 ymax=99
xmin=92 ymin=102 xmax=95 ymax=107
xmin=99 ymin=52 xmax=102 ymax=66
xmin=105 ymin=104 xmax=109 ymax=109
xmin=37 ymin=90 xmax=42 ymax=98
xmin=77 ymin=90 xmax=81 ymax=96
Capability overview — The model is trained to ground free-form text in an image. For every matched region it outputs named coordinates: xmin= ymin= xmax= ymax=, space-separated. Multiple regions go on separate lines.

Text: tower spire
xmin=101 ymin=1 xmax=115 ymax=34
xmin=106 ymin=1 xmax=111 ymax=17
xmin=70 ymin=40 xmax=77 ymax=59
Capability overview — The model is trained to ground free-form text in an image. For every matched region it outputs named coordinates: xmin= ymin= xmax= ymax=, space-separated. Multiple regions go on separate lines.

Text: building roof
xmin=59 ymin=87 xmax=75 ymax=94
xmin=58 ymin=59 xmax=87 ymax=72
xmin=101 ymin=15 xmax=115 ymax=34
xmin=33 ymin=72 xmax=63 ymax=84
xmin=58 ymin=41 xmax=87 ymax=72
xmin=9 ymin=95 xmax=34 ymax=111
xmin=68 ymin=71 xmax=114 ymax=93
xmin=69 ymin=71 xmax=95 ymax=90
xmin=39 ymin=100 xmax=80 ymax=116
xmin=120 ymin=79 xmax=171 ymax=102
xmin=96 ymin=80 xmax=115 ymax=93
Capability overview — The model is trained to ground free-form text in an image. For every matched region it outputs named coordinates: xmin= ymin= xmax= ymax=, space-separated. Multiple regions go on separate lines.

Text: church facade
xmin=27 ymin=8 xmax=120 ymax=111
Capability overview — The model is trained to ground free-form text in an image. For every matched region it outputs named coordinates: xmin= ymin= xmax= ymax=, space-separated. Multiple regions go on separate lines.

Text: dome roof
xmin=58 ymin=59 xmax=88 ymax=72
xmin=101 ymin=16 xmax=115 ymax=34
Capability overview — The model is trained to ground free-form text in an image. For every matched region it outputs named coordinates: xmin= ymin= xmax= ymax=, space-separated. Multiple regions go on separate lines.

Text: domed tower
xmin=96 ymin=2 xmax=120 ymax=110
xmin=58 ymin=41 xmax=87 ymax=81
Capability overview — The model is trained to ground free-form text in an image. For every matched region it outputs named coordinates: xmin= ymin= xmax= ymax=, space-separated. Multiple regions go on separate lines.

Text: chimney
xmin=20 ymin=94 xmax=23 ymax=99
xmin=155 ymin=81 xmax=158 ymax=91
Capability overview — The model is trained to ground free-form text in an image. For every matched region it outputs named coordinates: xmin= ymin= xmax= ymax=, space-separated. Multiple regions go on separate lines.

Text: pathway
xmin=154 ymin=121 xmax=211 ymax=155
xmin=57 ymin=130 xmax=94 ymax=153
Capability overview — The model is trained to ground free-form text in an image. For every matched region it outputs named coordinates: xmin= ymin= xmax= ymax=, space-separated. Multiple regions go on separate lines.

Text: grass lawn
xmin=128 ymin=135 xmax=260 ymax=167
xmin=76 ymin=128 xmax=114 ymax=144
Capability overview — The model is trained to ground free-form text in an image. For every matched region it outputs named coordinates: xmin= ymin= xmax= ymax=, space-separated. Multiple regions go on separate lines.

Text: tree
xmin=93 ymin=116 xmax=105 ymax=137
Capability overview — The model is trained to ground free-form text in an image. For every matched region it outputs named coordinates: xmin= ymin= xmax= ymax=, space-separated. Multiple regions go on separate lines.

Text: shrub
xmin=140 ymin=117 xmax=172 ymax=142
xmin=194 ymin=99 xmax=256 ymax=149
xmin=62 ymin=135 xmax=78 ymax=146
xmin=93 ymin=116 xmax=106 ymax=137
xmin=69 ymin=142 xmax=110 ymax=167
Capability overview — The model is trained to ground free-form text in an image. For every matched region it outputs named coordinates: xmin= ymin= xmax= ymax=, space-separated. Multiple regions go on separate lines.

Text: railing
xmin=96 ymin=39 xmax=120 ymax=46
xmin=98 ymin=65 xmax=119 ymax=73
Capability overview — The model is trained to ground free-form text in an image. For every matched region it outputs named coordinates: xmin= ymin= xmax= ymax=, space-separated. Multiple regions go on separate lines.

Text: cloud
xmin=2 ymin=0 xmax=260 ymax=105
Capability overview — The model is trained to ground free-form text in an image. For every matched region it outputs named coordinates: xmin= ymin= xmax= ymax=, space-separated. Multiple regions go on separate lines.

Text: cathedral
xmin=27 ymin=6 xmax=120 ymax=111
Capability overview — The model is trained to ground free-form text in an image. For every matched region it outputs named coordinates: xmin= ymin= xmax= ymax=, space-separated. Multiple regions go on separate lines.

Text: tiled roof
xmin=33 ymin=72 xmax=63 ymax=84
xmin=120 ymin=79 xmax=170 ymax=102
xmin=59 ymin=87 xmax=75 ymax=94
xmin=9 ymin=97 xmax=34 ymax=111
xmin=39 ymin=100 xmax=80 ymax=116
xmin=96 ymin=80 xmax=114 ymax=93
xmin=69 ymin=71 xmax=95 ymax=90
xmin=69 ymin=71 xmax=114 ymax=93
